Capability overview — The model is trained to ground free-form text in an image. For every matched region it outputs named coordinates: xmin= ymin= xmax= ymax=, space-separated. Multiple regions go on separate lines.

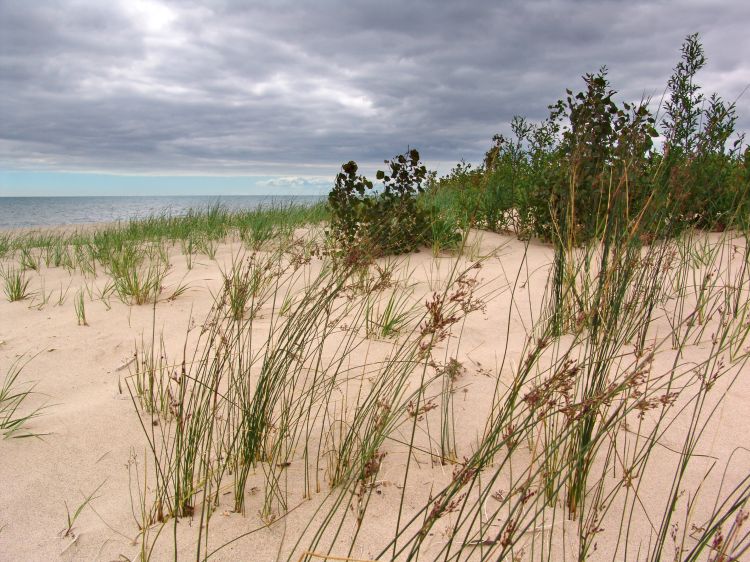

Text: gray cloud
xmin=1 ymin=0 xmax=748 ymax=183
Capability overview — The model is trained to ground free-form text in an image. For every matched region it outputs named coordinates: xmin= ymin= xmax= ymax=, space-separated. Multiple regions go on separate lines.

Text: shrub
xmin=430 ymin=33 xmax=747 ymax=244
xmin=660 ymin=33 xmax=746 ymax=230
xmin=538 ymin=67 xmax=657 ymax=244
xmin=327 ymin=149 xmax=431 ymax=256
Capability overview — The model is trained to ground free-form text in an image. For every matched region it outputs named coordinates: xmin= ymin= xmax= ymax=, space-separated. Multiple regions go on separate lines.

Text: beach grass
xmin=1 ymin=190 xmax=749 ymax=559
xmin=1 ymin=266 xmax=32 ymax=302
xmin=1 ymin=357 xmax=47 ymax=439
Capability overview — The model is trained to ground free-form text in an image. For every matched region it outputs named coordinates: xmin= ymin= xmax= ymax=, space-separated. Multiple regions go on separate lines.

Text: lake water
xmin=0 ymin=195 xmax=324 ymax=230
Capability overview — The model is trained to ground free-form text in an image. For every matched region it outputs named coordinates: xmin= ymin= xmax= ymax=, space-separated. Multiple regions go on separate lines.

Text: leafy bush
xmin=327 ymin=149 xmax=432 ymax=256
xmin=659 ymin=33 xmax=747 ymax=230
xmin=541 ymin=67 xmax=657 ymax=243
xmin=431 ymin=33 xmax=747 ymax=244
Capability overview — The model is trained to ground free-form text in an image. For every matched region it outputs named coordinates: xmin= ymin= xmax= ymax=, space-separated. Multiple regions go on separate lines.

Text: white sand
xmin=0 ymin=230 xmax=748 ymax=561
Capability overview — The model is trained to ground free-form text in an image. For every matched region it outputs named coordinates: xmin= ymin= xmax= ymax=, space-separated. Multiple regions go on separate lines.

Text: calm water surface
xmin=0 ymin=195 xmax=324 ymax=230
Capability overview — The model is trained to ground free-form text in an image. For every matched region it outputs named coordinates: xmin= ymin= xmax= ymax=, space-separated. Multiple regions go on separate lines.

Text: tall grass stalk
xmin=1 ymin=357 xmax=46 ymax=439
xmin=74 ymin=288 xmax=88 ymax=326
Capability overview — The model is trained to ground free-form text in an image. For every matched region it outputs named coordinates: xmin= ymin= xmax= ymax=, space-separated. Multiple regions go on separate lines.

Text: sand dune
xmin=1 ymin=228 xmax=748 ymax=561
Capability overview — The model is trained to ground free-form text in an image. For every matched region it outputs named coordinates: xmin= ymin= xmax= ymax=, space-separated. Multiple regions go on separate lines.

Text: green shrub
xmin=327 ymin=149 xmax=431 ymax=257
xmin=428 ymin=33 xmax=747 ymax=245
xmin=659 ymin=34 xmax=746 ymax=230
xmin=534 ymin=67 xmax=657 ymax=244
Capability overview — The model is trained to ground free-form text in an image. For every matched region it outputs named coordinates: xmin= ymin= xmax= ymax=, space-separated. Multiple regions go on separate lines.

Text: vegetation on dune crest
xmin=324 ymin=34 xmax=746 ymax=267
xmin=419 ymin=33 xmax=747 ymax=251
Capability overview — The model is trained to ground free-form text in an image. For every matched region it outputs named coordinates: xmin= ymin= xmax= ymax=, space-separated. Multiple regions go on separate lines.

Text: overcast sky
xmin=1 ymin=0 xmax=749 ymax=195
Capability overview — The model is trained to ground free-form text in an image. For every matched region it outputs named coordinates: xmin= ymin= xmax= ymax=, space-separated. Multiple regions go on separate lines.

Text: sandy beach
xmin=1 ymin=226 xmax=748 ymax=561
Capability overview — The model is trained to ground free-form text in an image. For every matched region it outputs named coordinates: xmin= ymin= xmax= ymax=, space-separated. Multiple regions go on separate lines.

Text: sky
xmin=1 ymin=0 xmax=749 ymax=196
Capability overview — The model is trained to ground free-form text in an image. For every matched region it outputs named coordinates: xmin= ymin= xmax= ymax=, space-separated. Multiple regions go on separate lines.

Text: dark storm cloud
xmin=1 ymin=0 xmax=748 ymax=180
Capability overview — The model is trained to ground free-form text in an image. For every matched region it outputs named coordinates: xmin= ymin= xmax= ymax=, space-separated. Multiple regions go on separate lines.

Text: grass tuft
xmin=1 ymin=266 xmax=32 ymax=302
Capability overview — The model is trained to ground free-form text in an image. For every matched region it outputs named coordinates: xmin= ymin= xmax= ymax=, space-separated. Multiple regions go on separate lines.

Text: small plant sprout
xmin=60 ymin=480 xmax=106 ymax=540
xmin=74 ymin=289 xmax=88 ymax=326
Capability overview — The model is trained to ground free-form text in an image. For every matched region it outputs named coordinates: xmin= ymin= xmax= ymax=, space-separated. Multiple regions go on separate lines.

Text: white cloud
xmin=122 ymin=0 xmax=177 ymax=33
xmin=256 ymin=176 xmax=332 ymax=191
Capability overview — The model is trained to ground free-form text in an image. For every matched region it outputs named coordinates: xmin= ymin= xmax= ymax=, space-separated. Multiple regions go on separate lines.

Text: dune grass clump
xmin=125 ymin=239 xmax=494 ymax=557
xmin=0 ymin=233 xmax=11 ymax=259
xmin=1 ymin=357 xmax=46 ymax=439
xmin=364 ymin=287 xmax=418 ymax=339
xmin=104 ymin=243 xmax=167 ymax=305
xmin=1 ymin=266 xmax=32 ymax=302
xmin=219 ymin=248 xmax=289 ymax=322
xmin=237 ymin=207 xmax=294 ymax=251
xmin=18 ymin=247 xmax=41 ymax=271
xmin=131 ymin=335 xmax=173 ymax=418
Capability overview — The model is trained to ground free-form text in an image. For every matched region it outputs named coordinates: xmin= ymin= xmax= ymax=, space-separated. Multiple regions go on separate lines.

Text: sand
xmin=0 ymin=229 xmax=748 ymax=561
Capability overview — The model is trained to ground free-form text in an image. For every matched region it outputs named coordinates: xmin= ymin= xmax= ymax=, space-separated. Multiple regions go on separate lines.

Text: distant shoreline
xmin=0 ymin=194 xmax=324 ymax=198
xmin=0 ymin=194 xmax=325 ymax=230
